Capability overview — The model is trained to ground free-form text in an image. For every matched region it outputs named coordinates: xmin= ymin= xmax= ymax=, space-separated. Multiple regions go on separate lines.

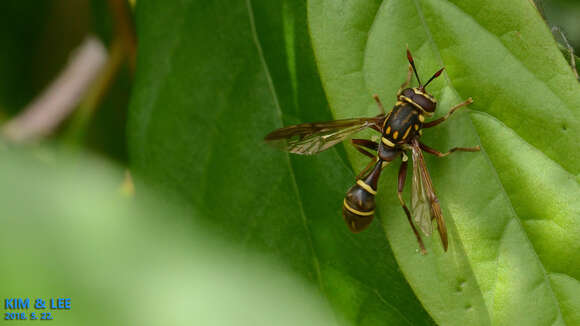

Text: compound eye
xmin=414 ymin=94 xmax=436 ymax=112
xmin=423 ymin=99 xmax=436 ymax=112
xmin=402 ymin=88 xmax=415 ymax=98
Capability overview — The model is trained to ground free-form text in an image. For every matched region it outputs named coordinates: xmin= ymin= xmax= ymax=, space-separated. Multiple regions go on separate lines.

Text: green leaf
xmin=128 ymin=0 xmax=434 ymax=325
xmin=0 ymin=150 xmax=338 ymax=326
xmin=309 ymin=0 xmax=580 ymax=325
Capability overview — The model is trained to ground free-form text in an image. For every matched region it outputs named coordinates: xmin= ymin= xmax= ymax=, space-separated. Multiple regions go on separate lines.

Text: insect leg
xmin=420 ymin=142 xmax=480 ymax=157
xmin=397 ymin=160 xmax=427 ymax=255
xmin=351 ymin=139 xmax=378 ymax=158
xmin=553 ymin=26 xmax=579 ymax=80
xmin=367 ymin=117 xmax=385 ymax=133
xmin=372 ymin=94 xmax=386 ymax=115
xmin=370 ymin=124 xmax=382 ymax=133
xmin=351 ymin=139 xmax=380 ymax=179
xmin=422 ymin=97 xmax=473 ymax=128
xmin=356 ymin=157 xmax=379 ymax=180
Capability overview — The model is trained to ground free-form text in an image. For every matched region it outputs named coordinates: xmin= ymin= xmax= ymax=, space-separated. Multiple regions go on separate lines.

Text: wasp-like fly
xmin=265 ymin=49 xmax=480 ymax=254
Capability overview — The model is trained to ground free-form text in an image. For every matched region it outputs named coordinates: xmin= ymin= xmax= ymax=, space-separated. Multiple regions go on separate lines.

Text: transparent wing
xmin=410 ymin=140 xmax=448 ymax=251
xmin=410 ymin=144 xmax=432 ymax=236
xmin=264 ymin=117 xmax=382 ymax=155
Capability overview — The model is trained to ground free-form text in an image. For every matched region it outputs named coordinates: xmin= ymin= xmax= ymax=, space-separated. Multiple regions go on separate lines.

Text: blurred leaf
xmin=128 ymin=0 xmax=434 ymax=325
xmin=0 ymin=150 xmax=338 ymax=326
xmin=81 ymin=64 xmax=131 ymax=163
xmin=309 ymin=0 xmax=580 ymax=325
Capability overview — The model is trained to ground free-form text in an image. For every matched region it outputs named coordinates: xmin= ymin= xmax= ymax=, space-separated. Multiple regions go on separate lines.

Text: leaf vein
xmin=245 ymin=0 xmax=328 ymax=304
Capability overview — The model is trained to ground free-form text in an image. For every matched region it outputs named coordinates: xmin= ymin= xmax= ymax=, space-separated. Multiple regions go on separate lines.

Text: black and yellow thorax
xmin=380 ymin=87 xmax=437 ymax=149
xmin=381 ymin=103 xmax=423 ymax=148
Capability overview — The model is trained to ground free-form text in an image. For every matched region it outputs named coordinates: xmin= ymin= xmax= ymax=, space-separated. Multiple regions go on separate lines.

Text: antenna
xmin=406 ymin=48 xmax=422 ymax=87
xmin=423 ymin=67 xmax=445 ymax=89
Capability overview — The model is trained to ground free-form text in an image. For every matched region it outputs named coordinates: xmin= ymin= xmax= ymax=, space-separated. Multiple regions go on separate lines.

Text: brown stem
xmin=108 ymin=0 xmax=137 ymax=74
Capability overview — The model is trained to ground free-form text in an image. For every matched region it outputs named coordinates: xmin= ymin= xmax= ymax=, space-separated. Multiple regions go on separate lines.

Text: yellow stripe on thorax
xmin=381 ymin=137 xmax=395 ymax=147
xmin=402 ymin=125 xmax=412 ymax=140
xmin=400 ymin=95 xmax=434 ymax=117
xmin=399 ymin=95 xmax=423 ymax=111
xmin=413 ymin=89 xmax=436 ymax=102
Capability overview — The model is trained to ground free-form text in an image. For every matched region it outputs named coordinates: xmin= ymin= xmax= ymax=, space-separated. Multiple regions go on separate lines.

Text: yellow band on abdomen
xmin=356 ymin=180 xmax=377 ymax=195
xmin=343 ymin=199 xmax=375 ymax=216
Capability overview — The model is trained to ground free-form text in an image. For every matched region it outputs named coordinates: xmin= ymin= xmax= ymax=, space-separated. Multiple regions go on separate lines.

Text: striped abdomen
xmin=342 ymin=160 xmax=383 ymax=233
